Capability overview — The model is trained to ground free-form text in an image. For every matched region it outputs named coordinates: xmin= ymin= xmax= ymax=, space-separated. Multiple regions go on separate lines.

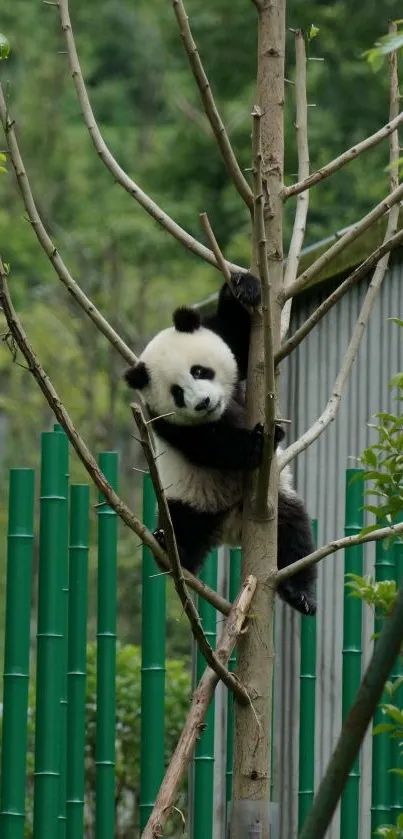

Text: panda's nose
xmin=195 ymin=397 xmax=210 ymax=412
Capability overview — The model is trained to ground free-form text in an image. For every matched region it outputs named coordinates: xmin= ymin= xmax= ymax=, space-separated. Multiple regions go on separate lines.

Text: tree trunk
xmin=230 ymin=1 xmax=285 ymax=837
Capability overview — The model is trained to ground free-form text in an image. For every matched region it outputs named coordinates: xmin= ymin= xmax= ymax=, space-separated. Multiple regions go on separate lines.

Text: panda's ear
xmin=124 ymin=361 xmax=150 ymax=390
xmin=173 ymin=307 xmax=201 ymax=333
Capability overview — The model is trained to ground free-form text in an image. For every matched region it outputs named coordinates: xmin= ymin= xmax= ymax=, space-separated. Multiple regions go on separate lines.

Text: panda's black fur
xmin=125 ymin=272 xmax=317 ymax=616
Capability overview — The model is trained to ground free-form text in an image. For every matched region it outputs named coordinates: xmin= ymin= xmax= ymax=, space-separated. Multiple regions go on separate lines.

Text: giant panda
xmin=124 ymin=272 xmax=316 ymax=616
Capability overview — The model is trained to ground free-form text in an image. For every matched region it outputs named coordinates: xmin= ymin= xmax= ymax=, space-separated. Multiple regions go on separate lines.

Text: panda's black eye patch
xmin=171 ymin=384 xmax=185 ymax=408
xmin=191 ymin=365 xmax=215 ymax=380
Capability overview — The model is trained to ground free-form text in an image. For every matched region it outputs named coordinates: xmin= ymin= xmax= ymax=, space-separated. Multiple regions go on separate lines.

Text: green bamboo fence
xmin=340 ymin=469 xmax=364 ymax=839
xmin=193 ymin=550 xmax=218 ymax=839
xmin=371 ymin=522 xmax=395 ymax=832
xmin=95 ymin=452 xmax=118 ymax=839
xmin=139 ymin=475 xmax=166 ymax=833
xmin=66 ymin=484 xmax=90 ymax=838
xmin=0 ymin=468 xmax=35 ymax=839
xmin=298 ymin=519 xmax=318 ymax=830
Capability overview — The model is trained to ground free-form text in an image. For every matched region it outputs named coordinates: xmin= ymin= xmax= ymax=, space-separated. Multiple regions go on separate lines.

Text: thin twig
xmin=282 ymin=178 xmax=403 ymax=301
xmin=277 ymin=518 xmax=403 ymax=583
xmin=56 ymin=0 xmax=244 ymax=274
xmin=200 ymin=213 xmax=232 ymax=286
xmin=280 ymin=20 xmax=401 ymax=470
xmin=142 ymin=575 xmax=257 ymax=839
xmin=281 ymin=29 xmax=309 ymax=341
xmin=172 ymin=0 xmax=253 ymax=210
xmin=251 ymin=106 xmax=276 ymax=515
xmin=131 ymin=403 xmax=249 ymax=703
xmin=388 ymin=22 xmax=400 ymax=193
xmin=281 ymin=110 xmax=403 ymax=201
xmin=0 ymin=262 xmax=232 ymax=618
xmin=0 ymin=84 xmax=136 ymax=367
xmin=276 ymin=227 xmax=403 ymax=365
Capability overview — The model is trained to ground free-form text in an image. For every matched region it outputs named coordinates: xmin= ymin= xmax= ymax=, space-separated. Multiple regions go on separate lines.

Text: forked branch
xmin=57 ymin=0 xmax=245 ymax=274
xmin=200 ymin=212 xmax=232 ymax=286
xmin=277 ymin=518 xmax=403 ymax=584
xmin=282 ymin=110 xmax=403 ymax=201
xmin=0 ymin=261 xmax=232 ymax=617
xmin=0 ymin=83 xmax=136 ymax=366
xmin=281 ymin=29 xmax=309 ymax=340
xmin=296 ymin=38 xmax=403 ymax=839
xmin=131 ymin=403 xmax=249 ymax=703
xmin=172 ymin=0 xmax=253 ymax=210
xmin=280 ymin=22 xmax=400 ymax=469
xmin=252 ymin=106 xmax=276 ymax=514
xmin=142 ymin=574 xmax=257 ymax=839
xmin=280 ymin=207 xmax=399 ymax=469
xmin=283 ymin=178 xmax=403 ymax=301
xmin=276 ymin=227 xmax=403 ymax=365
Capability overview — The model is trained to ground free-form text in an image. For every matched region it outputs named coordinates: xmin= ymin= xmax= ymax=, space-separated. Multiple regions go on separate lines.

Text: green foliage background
xmin=0 ymin=0 xmax=402 ymax=657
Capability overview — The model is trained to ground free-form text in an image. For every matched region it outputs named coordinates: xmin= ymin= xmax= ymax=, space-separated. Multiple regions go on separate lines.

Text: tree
xmin=1 ymin=2 xmax=403 ymax=838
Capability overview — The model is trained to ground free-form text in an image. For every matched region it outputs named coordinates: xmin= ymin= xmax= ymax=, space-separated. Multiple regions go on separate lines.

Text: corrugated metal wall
xmin=273 ymin=253 xmax=403 ymax=839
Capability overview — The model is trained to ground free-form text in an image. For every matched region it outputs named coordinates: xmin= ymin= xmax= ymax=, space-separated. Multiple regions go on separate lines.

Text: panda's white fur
xmin=154 ymin=434 xmax=293 ymax=528
xmin=125 ymin=274 xmax=317 ymax=616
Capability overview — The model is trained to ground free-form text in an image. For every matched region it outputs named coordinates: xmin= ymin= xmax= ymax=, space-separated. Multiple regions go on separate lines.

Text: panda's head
xmin=124 ymin=307 xmax=238 ymax=425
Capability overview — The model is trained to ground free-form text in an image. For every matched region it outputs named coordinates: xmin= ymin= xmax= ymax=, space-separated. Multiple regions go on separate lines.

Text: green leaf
xmin=373 ymin=723 xmax=397 ymax=735
xmin=308 ymin=24 xmax=320 ymax=41
xmin=361 ymin=448 xmax=378 ymax=467
xmin=0 ymin=33 xmax=10 ymax=60
xmin=382 ymin=704 xmax=403 ymax=725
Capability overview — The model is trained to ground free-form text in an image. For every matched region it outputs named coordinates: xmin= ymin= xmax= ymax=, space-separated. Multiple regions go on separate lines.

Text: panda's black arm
xmin=203 ymin=274 xmax=261 ymax=381
xmin=153 ymin=417 xmax=263 ymax=471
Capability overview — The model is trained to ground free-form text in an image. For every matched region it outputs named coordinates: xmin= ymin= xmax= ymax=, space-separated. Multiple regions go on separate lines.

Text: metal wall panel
xmin=274 ymin=254 xmax=403 ymax=839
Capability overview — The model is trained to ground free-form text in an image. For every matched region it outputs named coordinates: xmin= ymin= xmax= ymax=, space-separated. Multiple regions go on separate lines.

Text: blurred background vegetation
xmin=0 ymin=0 xmax=401 ymax=663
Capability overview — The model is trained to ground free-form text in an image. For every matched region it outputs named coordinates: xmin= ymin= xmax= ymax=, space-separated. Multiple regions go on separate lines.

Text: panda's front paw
xmin=231 ymin=272 xmax=261 ymax=309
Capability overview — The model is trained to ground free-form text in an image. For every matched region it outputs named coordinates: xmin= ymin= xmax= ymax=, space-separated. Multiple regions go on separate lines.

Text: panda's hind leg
xmin=277 ymin=490 xmax=317 ymax=616
xmin=153 ymin=499 xmax=225 ymax=577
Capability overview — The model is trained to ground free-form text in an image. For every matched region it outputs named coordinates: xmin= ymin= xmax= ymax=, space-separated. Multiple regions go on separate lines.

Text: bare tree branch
xmin=276 ymin=227 xmax=403 ymax=365
xmin=142 ymin=575 xmax=257 ymax=839
xmin=298 ymin=579 xmax=403 ymax=839
xmin=0 ymin=261 xmax=232 ymax=617
xmin=282 ymin=179 xmax=403 ymax=301
xmin=277 ymin=519 xmax=403 ymax=584
xmin=282 ymin=110 xmax=403 ymax=201
xmin=296 ymin=38 xmax=403 ymax=839
xmin=280 ymin=20 xmax=401 ymax=470
xmin=252 ymin=106 xmax=276 ymax=515
xmin=231 ymin=0 xmax=285 ymax=818
xmin=172 ymin=0 xmax=253 ymax=210
xmin=57 ymin=0 xmax=245 ymax=274
xmin=281 ymin=29 xmax=309 ymax=341
xmin=279 ymin=210 xmax=398 ymax=468
xmin=131 ymin=403 xmax=249 ymax=703
xmin=388 ymin=24 xmax=400 ymax=193
xmin=200 ymin=212 xmax=232 ymax=286
xmin=0 ymin=83 xmax=137 ymax=367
